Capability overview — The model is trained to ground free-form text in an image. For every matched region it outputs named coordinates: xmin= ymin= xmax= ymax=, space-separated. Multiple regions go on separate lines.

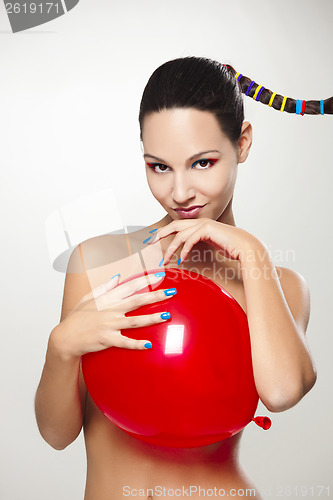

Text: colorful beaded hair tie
xmin=268 ymin=92 xmax=277 ymax=107
xmin=245 ymin=81 xmax=255 ymax=96
xmin=296 ymin=99 xmax=306 ymax=115
xmin=253 ymin=85 xmax=265 ymax=101
xmin=296 ymin=99 xmax=302 ymax=114
xmin=232 ymin=68 xmax=326 ymax=116
xmin=280 ymin=96 xmax=287 ymax=112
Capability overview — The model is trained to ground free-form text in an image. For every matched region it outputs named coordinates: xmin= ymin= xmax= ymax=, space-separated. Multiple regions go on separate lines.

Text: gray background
xmin=1 ymin=0 xmax=332 ymax=498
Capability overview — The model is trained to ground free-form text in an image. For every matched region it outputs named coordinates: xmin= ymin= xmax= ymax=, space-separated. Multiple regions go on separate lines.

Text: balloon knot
xmin=252 ymin=416 xmax=271 ymax=430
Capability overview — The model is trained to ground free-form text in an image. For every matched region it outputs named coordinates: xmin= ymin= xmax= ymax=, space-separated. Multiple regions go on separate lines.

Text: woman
xmin=35 ymin=56 xmax=325 ymax=499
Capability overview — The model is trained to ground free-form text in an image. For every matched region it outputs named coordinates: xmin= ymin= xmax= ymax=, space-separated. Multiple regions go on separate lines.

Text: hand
xmin=150 ymin=218 xmax=260 ymax=265
xmin=50 ymin=273 xmax=175 ymax=361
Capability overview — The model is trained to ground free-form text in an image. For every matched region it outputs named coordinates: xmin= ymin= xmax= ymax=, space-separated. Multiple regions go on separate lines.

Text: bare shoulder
xmin=62 ymin=235 xmax=115 ymax=312
xmin=62 ymin=227 xmax=148 ymax=320
xmin=275 ymin=266 xmax=311 ymax=336
xmin=60 ymin=233 xmax=125 ymax=415
xmin=67 ymin=233 xmax=129 ymax=274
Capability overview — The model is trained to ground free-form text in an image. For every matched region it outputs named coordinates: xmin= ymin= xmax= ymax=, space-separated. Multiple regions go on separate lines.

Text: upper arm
xmin=60 ymin=243 xmax=92 ymax=323
xmin=276 ymin=267 xmax=311 ymax=336
xmin=60 ymin=243 xmax=93 ymax=415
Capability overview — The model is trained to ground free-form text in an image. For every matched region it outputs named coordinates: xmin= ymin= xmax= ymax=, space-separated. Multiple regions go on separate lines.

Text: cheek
xmin=202 ymin=168 xmax=236 ymax=198
xmin=146 ymin=173 xmax=169 ymax=201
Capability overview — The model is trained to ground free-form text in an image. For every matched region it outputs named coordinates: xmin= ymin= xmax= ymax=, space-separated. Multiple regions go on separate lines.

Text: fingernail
xmin=159 ymin=257 xmax=164 ymax=267
xmin=164 ymin=288 xmax=177 ymax=296
xmin=177 ymin=257 xmax=181 ymax=265
xmin=143 ymin=237 xmax=151 ymax=244
xmin=160 ymin=312 xmax=171 ymax=320
xmin=110 ymin=273 xmax=120 ymax=279
xmin=147 ymin=232 xmax=157 ymax=244
xmin=154 ymin=272 xmax=166 ymax=277
xmin=149 ymin=228 xmax=158 ymax=233
xmin=144 ymin=342 xmax=152 ymax=349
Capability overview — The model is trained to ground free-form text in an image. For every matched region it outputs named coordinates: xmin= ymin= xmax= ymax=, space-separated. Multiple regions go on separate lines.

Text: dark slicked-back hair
xmin=139 ymin=56 xmax=332 ymax=145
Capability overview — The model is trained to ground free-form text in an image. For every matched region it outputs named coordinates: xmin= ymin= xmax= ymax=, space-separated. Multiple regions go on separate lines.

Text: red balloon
xmin=82 ymin=268 xmax=269 ymax=448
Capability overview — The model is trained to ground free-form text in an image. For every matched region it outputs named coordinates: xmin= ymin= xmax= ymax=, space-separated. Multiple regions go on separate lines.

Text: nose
xmin=172 ymin=171 xmax=196 ymax=204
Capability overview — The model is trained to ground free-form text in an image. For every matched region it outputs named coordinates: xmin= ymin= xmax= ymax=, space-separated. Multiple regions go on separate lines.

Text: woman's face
xmin=141 ymin=108 xmax=252 ymax=223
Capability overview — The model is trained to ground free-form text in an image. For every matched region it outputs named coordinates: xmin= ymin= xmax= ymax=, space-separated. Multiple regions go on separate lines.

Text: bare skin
xmin=53 ymin=221 xmax=303 ymax=500
xmin=76 ymin=224 xmax=263 ymax=500
xmin=35 ymin=108 xmax=316 ymax=499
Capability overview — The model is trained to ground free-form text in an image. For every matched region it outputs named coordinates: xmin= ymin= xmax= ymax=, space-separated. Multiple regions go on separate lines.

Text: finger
xmin=149 ymin=220 xmax=197 ymax=245
xmin=163 ymin=225 xmax=201 ymax=265
xmin=81 ymin=274 xmax=121 ymax=303
xmin=119 ymin=287 xmax=175 ymax=313
xmin=110 ymin=332 xmax=153 ymax=350
xmin=111 ymin=273 xmax=166 ymax=301
xmin=179 ymin=227 xmax=210 ymax=263
xmin=119 ymin=310 xmax=171 ymax=331
xmin=180 ymin=224 xmax=239 ymax=262
xmin=92 ymin=274 xmax=121 ymax=299
xmin=216 ymin=248 xmax=238 ymax=260
xmin=93 ymin=273 xmax=167 ymax=312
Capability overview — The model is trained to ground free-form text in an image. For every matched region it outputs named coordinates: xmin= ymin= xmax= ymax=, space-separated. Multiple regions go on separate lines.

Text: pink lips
xmin=174 ymin=205 xmax=206 ymax=218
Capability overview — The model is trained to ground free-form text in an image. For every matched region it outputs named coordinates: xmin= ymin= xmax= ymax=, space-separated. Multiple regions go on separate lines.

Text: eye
xmin=191 ymin=159 xmax=217 ymax=169
xmin=146 ymin=158 xmax=218 ymax=174
xmin=146 ymin=163 xmax=170 ymax=173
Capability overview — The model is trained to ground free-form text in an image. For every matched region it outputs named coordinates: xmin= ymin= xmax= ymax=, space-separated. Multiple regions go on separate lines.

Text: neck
xmin=216 ymin=196 xmax=236 ymax=227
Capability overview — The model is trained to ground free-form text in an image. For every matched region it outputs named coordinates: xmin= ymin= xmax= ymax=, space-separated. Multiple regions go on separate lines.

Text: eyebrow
xmin=143 ymin=149 xmax=221 ymax=163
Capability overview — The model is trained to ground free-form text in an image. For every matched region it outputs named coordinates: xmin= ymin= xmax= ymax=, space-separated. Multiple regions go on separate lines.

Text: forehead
xmin=142 ymin=108 xmax=228 ymax=154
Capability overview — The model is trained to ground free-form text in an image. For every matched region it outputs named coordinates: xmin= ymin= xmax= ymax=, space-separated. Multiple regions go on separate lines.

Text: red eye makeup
xmin=146 ymin=158 xmax=218 ymax=173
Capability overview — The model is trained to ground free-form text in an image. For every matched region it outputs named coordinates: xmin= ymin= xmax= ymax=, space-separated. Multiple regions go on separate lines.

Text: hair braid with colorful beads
xmin=227 ymin=65 xmax=332 ymax=116
xmin=139 ymin=56 xmax=332 ymax=147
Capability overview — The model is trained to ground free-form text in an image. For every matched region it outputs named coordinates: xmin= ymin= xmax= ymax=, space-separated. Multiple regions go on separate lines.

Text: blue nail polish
xmin=144 ymin=342 xmax=152 ymax=349
xmin=149 ymin=228 xmax=158 ymax=233
xmin=160 ymin=312 xmax=171 ymax=320
xmin=164 ymin=288 xmax=177 ymax=296
xmin=177 ymin=257 xmax=181 ymax=265
xmin=159 ymin=257 xmax=164 ymax=267
xmin=111 ymin=273 xmax=120 ymax=279
xmin=154 ymin=272 xmax=166 ymax=277
xmin=143 ymin=237 xmax=151 ymax=244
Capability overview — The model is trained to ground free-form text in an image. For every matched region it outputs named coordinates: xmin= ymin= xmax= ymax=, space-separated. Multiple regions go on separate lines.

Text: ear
xmin=237 ymin=121 xmax=252 ymax=164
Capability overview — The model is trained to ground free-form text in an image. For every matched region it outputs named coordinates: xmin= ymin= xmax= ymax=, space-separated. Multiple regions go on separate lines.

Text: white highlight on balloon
xmin=164 ymin=325 xmax=184 ymax=355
